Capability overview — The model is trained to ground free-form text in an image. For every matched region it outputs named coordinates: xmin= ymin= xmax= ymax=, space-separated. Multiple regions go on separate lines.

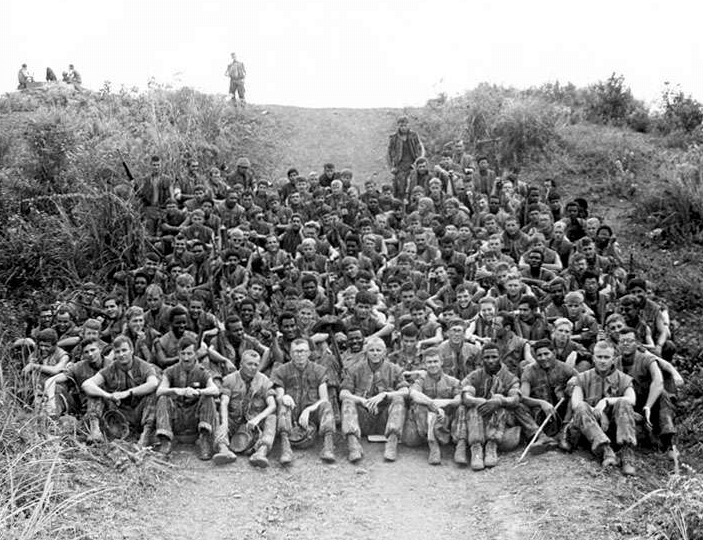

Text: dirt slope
xmin=87 ymin=106 xmax=638 ymax=540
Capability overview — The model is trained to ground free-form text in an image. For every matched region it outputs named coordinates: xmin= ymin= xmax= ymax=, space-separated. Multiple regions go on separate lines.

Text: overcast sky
xmin=3 ymin=0 xmax=701 ymax=108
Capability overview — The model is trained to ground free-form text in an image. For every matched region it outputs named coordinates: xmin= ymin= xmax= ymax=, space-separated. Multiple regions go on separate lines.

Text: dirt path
xmin=98 ymin=440 xmax=630 ymax=540
xmin=93 ymin=107 xmax=636 ymax=540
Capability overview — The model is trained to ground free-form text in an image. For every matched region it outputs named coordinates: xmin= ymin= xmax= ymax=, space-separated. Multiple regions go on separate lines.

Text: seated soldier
xmin=45 ymin=338 xmax=110 ymax=441
xmin=456 ymin=343 xmax=520 ymax=471
xmin=155 ymin=306 xmax=203 ymax=369
xmin=436 ymin=319 xmax=481 ymax=381
xmin=155 ymin=336 xmax=219 ymax=460
xmin=518 ymin=339 xmax=578 ymax=452
xmin=407 ymin=348 xmax=462 ymax=465
xmin=271 ymin=339 xmax=336 ymax=464
xmin=213 ymin=350 xmax=277 ymax=467
xmin=563 ymin=340 xmax=637 ymax=476
xmin=22 ymin=328 xmax=70 ymax=413
xmin=551 ymin=317 xmax=590 ymax=372
xmin=387 ymin=324 xmax=423 ymax=373
xmin=339 ymin=337 xmax=409 ymax=463
xmin=617 ymin=328 xmax=676 ymax=457
xmin=82 ymin=335 xmax=159 ymax=447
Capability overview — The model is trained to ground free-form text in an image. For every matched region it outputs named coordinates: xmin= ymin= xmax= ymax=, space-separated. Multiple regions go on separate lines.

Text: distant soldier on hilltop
xmin=17 ymin=64 xmax=33 ymax=89
xmin=225 ymin=52 xmax=246 ymax=106
xmin=387 ymin=116 xmax=424 ymax=202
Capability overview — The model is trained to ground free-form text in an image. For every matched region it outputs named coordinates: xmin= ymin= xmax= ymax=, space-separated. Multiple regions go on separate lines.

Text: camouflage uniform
xmin=567 ymin=367 xmax=637 ymax=453
xmin=436 ymin=340 xmax=482 ymax=381
xmin=405 ymin=371 xmax=461 ymax=447
xmin=88 ymin=357 xmax=157 ymax=432
xmin=456 ymin=364 xmax=520 ymax=445
xmin=217 ymin=371 xmax=277 ymax=452
xmin=155 ymin=363 xmax=217 ymax=441
xmin=340 ymin=359 xmax=408 ymax=439
xmin=271 ymin=362 xmax=335 ymax=436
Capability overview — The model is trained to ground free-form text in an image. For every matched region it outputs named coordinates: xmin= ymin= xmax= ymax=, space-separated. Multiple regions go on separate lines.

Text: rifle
xmin=117 ymin=149 xmax=135 ymax=183
xmin=627 ymin=253 xmax=635 ymax=280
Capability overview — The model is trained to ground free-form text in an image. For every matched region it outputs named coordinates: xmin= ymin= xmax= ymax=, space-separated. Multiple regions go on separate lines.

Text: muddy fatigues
xmin=155 ymin=364 xmax=217 ymax=441
xmin=518 ymin=360 xmax=578 ymax=437
xmin=340 ymin=360 xmax=408 ymax=439
xmin=436 ymin=340 xmax=482 ymax=381
xmin=89 ymin=357 xmax=157 ymax=430
xmin=567 ymin=367 xmax=636 ymax=453
xmin=272 ymin=362 xmax=335 ymax=436
xmin=619 ymin=351 xmax=675 ymax=440
xmin=456 ymin=364 xmax=519 ymax=445
xmin=217 ymin=371 xmax=277 ymax=452
xmin=406 ymin=372 xmax=461 ymax=446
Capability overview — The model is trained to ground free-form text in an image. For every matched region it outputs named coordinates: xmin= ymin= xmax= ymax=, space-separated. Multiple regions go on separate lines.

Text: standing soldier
xmin=225 ymin=52 xmax=247 ymax=105
xmin=387 ymin=116 xmax=424 ymax=202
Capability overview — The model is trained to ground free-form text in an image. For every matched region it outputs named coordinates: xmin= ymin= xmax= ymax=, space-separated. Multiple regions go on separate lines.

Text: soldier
xmin=155 ymin=336 xmax=220 ymax=460
xmin=271 ymin=338 xmax=336 ymax=464
xmin=408 ymin=348 xmax=462 ymax=465
xmin=22 ymin=328 xmax=70 ymax=412
xmin=339 ymin=337 xmax=409 ymax=463
xmin=564 ymin=340 xmax=637 ymax=475
xmin=225 ymin=53 xmax=246 ymax=105
xmin=82 ymin=335 xmax=159 ymax=447
xmin=213 ymin=350 xmax=277 ymax=467
xmin=456 ymin=343 xmax=520 ymax=471
xmin=387 ymin=116 xmax=424 ymax=201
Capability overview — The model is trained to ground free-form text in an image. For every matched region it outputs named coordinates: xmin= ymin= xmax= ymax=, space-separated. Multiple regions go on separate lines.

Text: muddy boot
xmin=428 ymin=440 xmax=441 ymax=465
xmin=320 ymin=432 xmax=336 ymax=463
xmin=279 ymin=433 xmax=293 ymax=465
xmin=470 ymin=444 xmax=484 ymax=471
xmin=86 ymin=417 xmax=104 ymax=444
xmin=157 ymin=435 xmax=172 ymax=456
xmin=484 ymin=441 xmax=499 ymax=468
xmin=620 ymin=446 xmax=636 ymax=476
xmin=383 ymin=433 xmax=399 ymax=461
xmin=599 ymin=444 xmax=617 ymax=468
xmin=137 ymin=425 xmax=154 ymax=448
xmin=196 ymin=432 xmax=213 ymax=461
xmin=347 ymin=434 xmax=363 ymax=463
xmin=249 ymin=445 xmax=270 ymax=468
xmin=454 ymin=439 xmax=468 ymax=465
xmin=212 ymin=442 xmax=237 ymax=465
xmin=530 ymin=433 xmax=557 ymax=455
xmin=558 ymin=428 xmax=573 ymax=452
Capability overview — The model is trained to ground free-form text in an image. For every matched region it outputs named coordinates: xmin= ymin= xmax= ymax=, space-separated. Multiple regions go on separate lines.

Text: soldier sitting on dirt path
xmin=82 ymin=335 xmax=159 ymax=447
xmin=406 ymin=347 xmax=462 ymax=465
xmin=456 ymin=344 xmax=521 ymax=471
xmin=271 ymin=338 xmax=336 ymax=465
xmin=213 ymin=350 xmax=278 ymax=467
xmin=155 ymin=336 xmax=219 ymax=460
xmin=339 ymin=337 xmax=409 ymax=463
xmin=562 ymin=340 xmax=638 ymax=476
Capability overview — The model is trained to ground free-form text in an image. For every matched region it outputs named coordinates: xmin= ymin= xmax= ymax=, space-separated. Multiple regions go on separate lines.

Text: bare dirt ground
xmin=86 ymin=107 xmax=643 ymax=540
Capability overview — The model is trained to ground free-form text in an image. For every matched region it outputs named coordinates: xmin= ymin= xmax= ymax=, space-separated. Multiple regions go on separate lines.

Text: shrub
xmin=657 ymin=85 xmax=703 ymax=134
xmin=585 ymin=73 xmax=642 ymax=126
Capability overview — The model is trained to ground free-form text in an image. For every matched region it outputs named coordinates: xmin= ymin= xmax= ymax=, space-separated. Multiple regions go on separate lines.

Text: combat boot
xmin=484 ymin=441 xmax=499 ymax=468
xmin=383 ymin=433 xmax=398 ymax=461
xmin=428 ymin=440 xmax=441 ymax=465
xmin=279 ymin=433 xmax=294 ymax=465
xmin=470 ymin=444 xmax=484 ymax=471
xmin=212 ymin=442 xmax=237 ymax=465
xmin=530 ymin=433 xmax=556 ymax=455
xmin=320 ymin=432 xmax=336 ymax=463
xmin=620 ymin=446 xmax=636 ymax=476
xmin=454 ymin=439 xmax=468 ymax=465
xmin=86 ymin=417 xmax=104 ymax=444
xmin=137 ymin=425 xmax=154 ymax=448
xmin=347 ymin=434 xmax=363 ymax=463
xmin=157 ymin=435 xmax=172 ymax=456
xmin=249 ymin=445 xmax=270 ymax=468
xmin=558 ymin=428 xmax=573 ymax=452
xmin=600 ymin=444 xmax=617 ymax=468
xmin=196 ymin=432 xmax=213 ymax=461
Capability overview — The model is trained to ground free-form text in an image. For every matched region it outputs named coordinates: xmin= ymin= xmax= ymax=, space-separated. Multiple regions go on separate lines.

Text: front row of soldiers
xmin=39 ymin=317 xmax=675 ymax=475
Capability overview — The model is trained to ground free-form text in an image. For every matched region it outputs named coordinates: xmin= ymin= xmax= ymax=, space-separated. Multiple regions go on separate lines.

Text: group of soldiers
xmin=13 ymin=116 xmax=683 ymax=475
xmin=17 ymin=63 xmax=82 ymax=89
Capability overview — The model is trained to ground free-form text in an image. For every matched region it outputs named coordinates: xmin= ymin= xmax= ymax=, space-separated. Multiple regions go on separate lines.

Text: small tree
xmin=586 ymin=73 xmax=637 ymax=125
xmin=660 ymin=83 xmax=703 ymax=133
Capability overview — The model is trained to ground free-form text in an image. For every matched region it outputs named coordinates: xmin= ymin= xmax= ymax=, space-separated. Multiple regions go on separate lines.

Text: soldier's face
xmin=482 ymin=349 xmax=500 ymax=372
xmin=38 ymin=340 xmax=55 ymax=358
xmin=535 ymin=347 xmax=554 ymax=369
xmin=172 ymin=314 xmax=188 ymax=337
xmin=55 ymin=314 xmax=71 ymax=333
xmin=291 ymin=343 xmax=310 ymax=369
xmin=240 ymin=304 xmax=254 ymax=322
xmin=82 ymin=343 xmax=102 ymax=367
xmin=552 ymin=325 xmax=571 ymax=344
xmin=448 ymin=325 xmax=464 ymax=344
xmin=179 ymin=345 xmax=197 ymax=371
xmin=128 ymin=314 xmax=144 ymax=333
xmin=366 ymin=342 xmax=385 ymax=365
xmin=619 ymin=332 xmax=638 ymax=355
xmin=424 ymin=355 xmax=442 ymax=376
xmin=593 ymin=347 xmax=615 ymax=372
xmin=281 ymin=318 xmax=298 ymax=340
xmin=240 ymin=355 xmax=261 ymax=378
xmin=114 ymin=342 xmax=133 ymax=370
xmin=39 ymin=310 xmax=53 ymax=327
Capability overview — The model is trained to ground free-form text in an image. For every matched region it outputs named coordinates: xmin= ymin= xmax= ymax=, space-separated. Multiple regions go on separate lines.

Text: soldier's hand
xmin=540 ymin=400 xmax=556 ymax=417
xmin=298 ymin=408 xmax=311 ymax=429
xmin=673 ymin=373 xmax=685 ymax=388
xmin=184 ymin=387 xmax=199 ymax=399
xmin=642 ymin=406 xmax=653 ymax=429
xmin=478 ymin=397 xmax=500 ymax=416
xmin=594 ymin=399 xmax=608 ymax=419
xmin=246 ymin=418 xmax=259 ymax=431
xmin=282 ymin=395 xmax=296 ymax=409
xmin=111 ymin=390 xmax=130 ymax=402
xmin=365 ymin=392 xmax=387 ymax=415
xmin=434 ymin=405 xmax=446 ymax=424
xmin=22 ymin=362 xmax=36 ymax=374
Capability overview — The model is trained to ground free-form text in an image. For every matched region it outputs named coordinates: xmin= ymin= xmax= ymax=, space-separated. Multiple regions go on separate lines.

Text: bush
xmin=585 ymin=73 xmax=643 ymax=126
xmin=657 ymin=85 xmax=703 ymax=134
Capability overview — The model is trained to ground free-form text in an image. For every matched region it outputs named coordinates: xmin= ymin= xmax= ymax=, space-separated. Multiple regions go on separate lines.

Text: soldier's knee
xmin=613 ymin=400 xmax=634 ymax=414
xmin=574 ymin=402 xmax=591 ymax=417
